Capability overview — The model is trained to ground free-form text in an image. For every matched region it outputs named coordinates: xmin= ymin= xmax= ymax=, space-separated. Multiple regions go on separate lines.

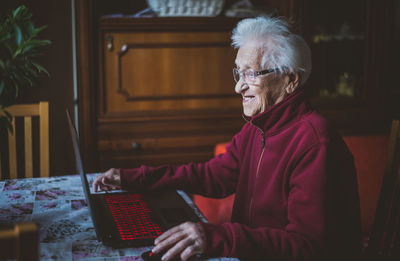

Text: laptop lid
xmin=66 ymin=110 xmax=98 ymax=227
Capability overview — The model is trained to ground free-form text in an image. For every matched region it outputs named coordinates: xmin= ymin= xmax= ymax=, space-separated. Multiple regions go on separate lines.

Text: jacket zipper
xmin=249 ymin=128 xmax=265 ymax=225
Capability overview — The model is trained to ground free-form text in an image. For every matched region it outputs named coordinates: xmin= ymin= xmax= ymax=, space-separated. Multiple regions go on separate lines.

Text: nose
xmin=235 ymin=78 xmax=248 ymax=94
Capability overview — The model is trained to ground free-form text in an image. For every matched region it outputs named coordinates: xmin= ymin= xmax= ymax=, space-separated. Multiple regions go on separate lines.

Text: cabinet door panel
xmin=102 ymin=31 xmax=240 ymax=117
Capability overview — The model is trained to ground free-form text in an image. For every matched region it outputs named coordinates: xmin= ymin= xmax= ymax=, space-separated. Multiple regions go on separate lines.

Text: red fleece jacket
xmin=120 ymin=88 xmax=362 ymax=260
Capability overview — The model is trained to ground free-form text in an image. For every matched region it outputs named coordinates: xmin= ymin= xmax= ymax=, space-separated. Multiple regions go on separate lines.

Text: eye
xmin=245 ymin=70 xmax=256 ymax=79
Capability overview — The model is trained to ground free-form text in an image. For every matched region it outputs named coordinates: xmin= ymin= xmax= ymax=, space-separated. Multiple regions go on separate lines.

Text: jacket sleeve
xmin=199 ymin=142 xmax=361 ymax=260
xmin=120 ymin=134 xmax=241 ymax=198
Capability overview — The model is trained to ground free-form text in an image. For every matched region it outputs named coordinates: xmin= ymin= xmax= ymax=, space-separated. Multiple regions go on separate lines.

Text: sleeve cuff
xmin=119 ymin=167 xmax=143 ymax=190
xmin=198 ymin=222 xmax=233 ymax=257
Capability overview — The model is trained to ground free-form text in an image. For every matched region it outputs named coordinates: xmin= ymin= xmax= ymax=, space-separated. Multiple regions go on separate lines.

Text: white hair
xmin=232 ymin=16 xmax=312 ymax=86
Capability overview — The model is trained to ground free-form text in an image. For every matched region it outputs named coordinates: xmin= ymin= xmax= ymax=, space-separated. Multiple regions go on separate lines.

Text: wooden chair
xmin=364 ymin=119 xmax=400 ymax=260
xmin=0 ymin=101 xmax=49 ymax=179
xmin=0 ymin=223 xmax=39 ymax=261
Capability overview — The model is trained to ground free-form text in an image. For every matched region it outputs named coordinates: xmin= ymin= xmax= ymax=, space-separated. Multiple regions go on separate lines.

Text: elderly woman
xmin=93 ymin=16 xmax=361 ymax=260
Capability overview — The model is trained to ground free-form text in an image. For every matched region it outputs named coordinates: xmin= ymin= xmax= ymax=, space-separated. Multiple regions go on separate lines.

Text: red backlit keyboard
xmin=105 ymin=194 xmax=163 ymax=240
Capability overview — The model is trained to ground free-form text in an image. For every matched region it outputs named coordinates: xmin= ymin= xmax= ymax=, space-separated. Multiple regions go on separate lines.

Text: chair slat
xmin=0 ymin=222 xmax=38 ymax=261
xmin=8 ymin=118 xmax=17 ymax=179
xmin=1 ymin=102 xmax=49 ymax=180
xmin=6 ymin=105 xmax=39 ymax=117
xmin=24 ymin=116 xmax=33 ymax=178
xmin=15 ymin=223 xmax=39 ymax=261
xmin=39 ymin=102 xmax=49 ymax=177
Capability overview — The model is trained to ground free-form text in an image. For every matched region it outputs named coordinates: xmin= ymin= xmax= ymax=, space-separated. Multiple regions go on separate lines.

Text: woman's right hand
xmin=92 ymin=168 xmax=121 ymax=192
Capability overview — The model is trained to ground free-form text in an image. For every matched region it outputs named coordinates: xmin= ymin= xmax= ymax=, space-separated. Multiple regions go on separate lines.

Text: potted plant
xmin=0 ymin=5 xmax=50 ymax=134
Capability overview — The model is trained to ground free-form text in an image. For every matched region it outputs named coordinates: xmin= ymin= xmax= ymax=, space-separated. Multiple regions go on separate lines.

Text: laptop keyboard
xmin=105 ymin=194 xmax=163 ymax=240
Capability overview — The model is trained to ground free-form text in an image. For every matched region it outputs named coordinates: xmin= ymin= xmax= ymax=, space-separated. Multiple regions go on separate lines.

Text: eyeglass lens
xmin=233 ymin=68 xmax=255 ymax=83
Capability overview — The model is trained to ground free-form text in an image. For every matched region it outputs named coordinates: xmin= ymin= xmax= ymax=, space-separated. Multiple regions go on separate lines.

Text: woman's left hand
xmin=152 ymin=222 xmax=205 ymax=261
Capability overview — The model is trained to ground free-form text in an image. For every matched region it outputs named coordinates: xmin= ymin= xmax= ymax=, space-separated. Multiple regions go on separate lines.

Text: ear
xmin=285 ymin=73 xmax=300 ymax=94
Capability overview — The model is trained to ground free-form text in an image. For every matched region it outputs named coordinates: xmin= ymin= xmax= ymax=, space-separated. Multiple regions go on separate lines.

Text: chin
xmin=243 ymin=110 xmax=257 ymax=117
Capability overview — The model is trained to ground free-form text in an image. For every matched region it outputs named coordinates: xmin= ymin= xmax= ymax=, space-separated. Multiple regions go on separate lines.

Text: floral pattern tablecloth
xmin=0 ymin=174 xmax=237 ymax=261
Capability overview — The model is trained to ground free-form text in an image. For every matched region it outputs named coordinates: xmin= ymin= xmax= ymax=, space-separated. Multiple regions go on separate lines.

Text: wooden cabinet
xmin=96 ymin=18 xmax=243 ymax=169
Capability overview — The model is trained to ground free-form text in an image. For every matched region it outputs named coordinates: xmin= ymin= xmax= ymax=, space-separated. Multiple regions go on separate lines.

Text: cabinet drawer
xmin=99 ymin=134 xmax=233 ymax=152
xmin=98 ymin=134 xmax=234 ymax=169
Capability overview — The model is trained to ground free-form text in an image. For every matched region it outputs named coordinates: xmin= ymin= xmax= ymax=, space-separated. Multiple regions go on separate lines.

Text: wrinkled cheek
xmin=244 ymin=98 xmax=263 ymax=116
xmin=259 ymin=97 xmax=268 ymax=113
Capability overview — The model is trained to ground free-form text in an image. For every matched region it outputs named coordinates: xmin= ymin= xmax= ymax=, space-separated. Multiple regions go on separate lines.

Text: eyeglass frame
xmin=233 ymin=67 xmax=280 ymax=83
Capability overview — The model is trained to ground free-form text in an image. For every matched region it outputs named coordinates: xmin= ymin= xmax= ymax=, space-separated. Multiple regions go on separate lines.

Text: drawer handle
xmin=131 ymin=141 xmax=141 ymax=151
xmin=106 ymin=35 xmax=113 ymax=51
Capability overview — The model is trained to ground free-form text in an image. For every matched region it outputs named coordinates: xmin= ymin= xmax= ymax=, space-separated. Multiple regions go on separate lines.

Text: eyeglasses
xmin=233 ymin=67 xmax=279 ymax=83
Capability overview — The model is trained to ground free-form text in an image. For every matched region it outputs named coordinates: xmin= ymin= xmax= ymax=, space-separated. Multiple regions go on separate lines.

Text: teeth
xmin=243 ymin=96 xmax=254 ymax=101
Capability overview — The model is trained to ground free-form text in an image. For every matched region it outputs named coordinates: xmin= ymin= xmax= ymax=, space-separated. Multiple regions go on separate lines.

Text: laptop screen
xmin=66 ymin=110 xmax=94 ymax=215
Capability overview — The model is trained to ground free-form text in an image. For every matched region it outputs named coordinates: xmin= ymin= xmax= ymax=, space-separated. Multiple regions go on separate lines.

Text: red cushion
xmin=343 ymin=135 xmax=388 ymax=235
xmin=214 ymin=142 xmax=229 ymax=156
xmin=194 ymin=194 xmax=235 ymax=224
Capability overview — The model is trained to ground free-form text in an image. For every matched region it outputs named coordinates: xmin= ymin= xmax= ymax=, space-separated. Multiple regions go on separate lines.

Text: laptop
xmin=66 ymin=110 xmax=201 ymax=248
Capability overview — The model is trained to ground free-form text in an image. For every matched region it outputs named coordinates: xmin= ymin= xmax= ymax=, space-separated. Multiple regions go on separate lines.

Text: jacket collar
xmin=243 ymin=87 xmax=312 ymax=135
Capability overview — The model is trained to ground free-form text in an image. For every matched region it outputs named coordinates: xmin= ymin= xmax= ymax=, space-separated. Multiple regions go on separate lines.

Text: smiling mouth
xmin=242 ymin=95 xmax=255 ymax=103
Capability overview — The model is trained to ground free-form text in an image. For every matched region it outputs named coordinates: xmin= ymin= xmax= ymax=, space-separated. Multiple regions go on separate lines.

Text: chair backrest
xmin=0 ymin=222 xmax=39 ymax=261
xmin=365 ymin=119 xmax=400 ymax=260
xmin=0 ymin=101 xmax=49 ymax=179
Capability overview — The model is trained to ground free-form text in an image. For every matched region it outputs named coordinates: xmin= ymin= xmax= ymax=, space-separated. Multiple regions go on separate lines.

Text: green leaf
xmin=28 ymin=39 xmax=51 ymax=47
xmin=30 ymin=25 xmax=47 ymax=38
xmin=0 ymin=81 xmax=4 ymax=95
xmin=5 ymin=116 xmax=14 ymax=135
xmin=12 ymin=6 xmax=23 ymax=18
xmin=21 ymin=44 xmax=33 ymax=54
xmin=41 ymin=39 xmax=51 ymax=45
xmin=4 ymin=109 xmax=12 ymax=121
xmin=13 ymin=47 xmax=22 ymax=58
xmin=32 ymin=62 xmax=49 ymax=76
xmin=0 ymin=117 xmax=12 ymax=135
xmin=13 ymin=24 xmax=22 ymax=45
xmin=25 ymin=64 xmax=38 ymax=78
xmin=0 ymin=108 xmax=13 ymax=134
xmin=27 ymin=22 xmax=34 ymax=34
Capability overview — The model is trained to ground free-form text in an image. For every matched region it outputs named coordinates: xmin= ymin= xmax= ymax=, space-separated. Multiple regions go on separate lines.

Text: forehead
xmin=235 ymin=41 xmax=265 ymax=69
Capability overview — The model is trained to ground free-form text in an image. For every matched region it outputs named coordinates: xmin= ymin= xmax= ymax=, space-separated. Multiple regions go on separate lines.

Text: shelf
xmin=99 ymin=16 xmax=241 ymax=31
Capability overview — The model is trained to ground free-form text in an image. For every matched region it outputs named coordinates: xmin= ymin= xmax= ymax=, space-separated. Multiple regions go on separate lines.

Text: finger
xmin=100 ymin=184 xmax=109 ymax=191
xmin=92 ymin=175 xmax=103 ymax=192
xmin=103 ymin=171 xmax=120 ymax=189
xmin=153 ymin=229 xmax=185 ymax=254
xmin=162 ymin=237 xmax=193 ymax=261
xmin=154 ymin=225 xmax=182 ymax=245
xmin=93 ymin=168 xmax=114 ymax=192
xmin=180 ymin=245 xmax=198 ymax=261
xmin=102 ymin=177 xmax=111 ymax=186
xmin=92 ymin=181 xmax=97 ymax=192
